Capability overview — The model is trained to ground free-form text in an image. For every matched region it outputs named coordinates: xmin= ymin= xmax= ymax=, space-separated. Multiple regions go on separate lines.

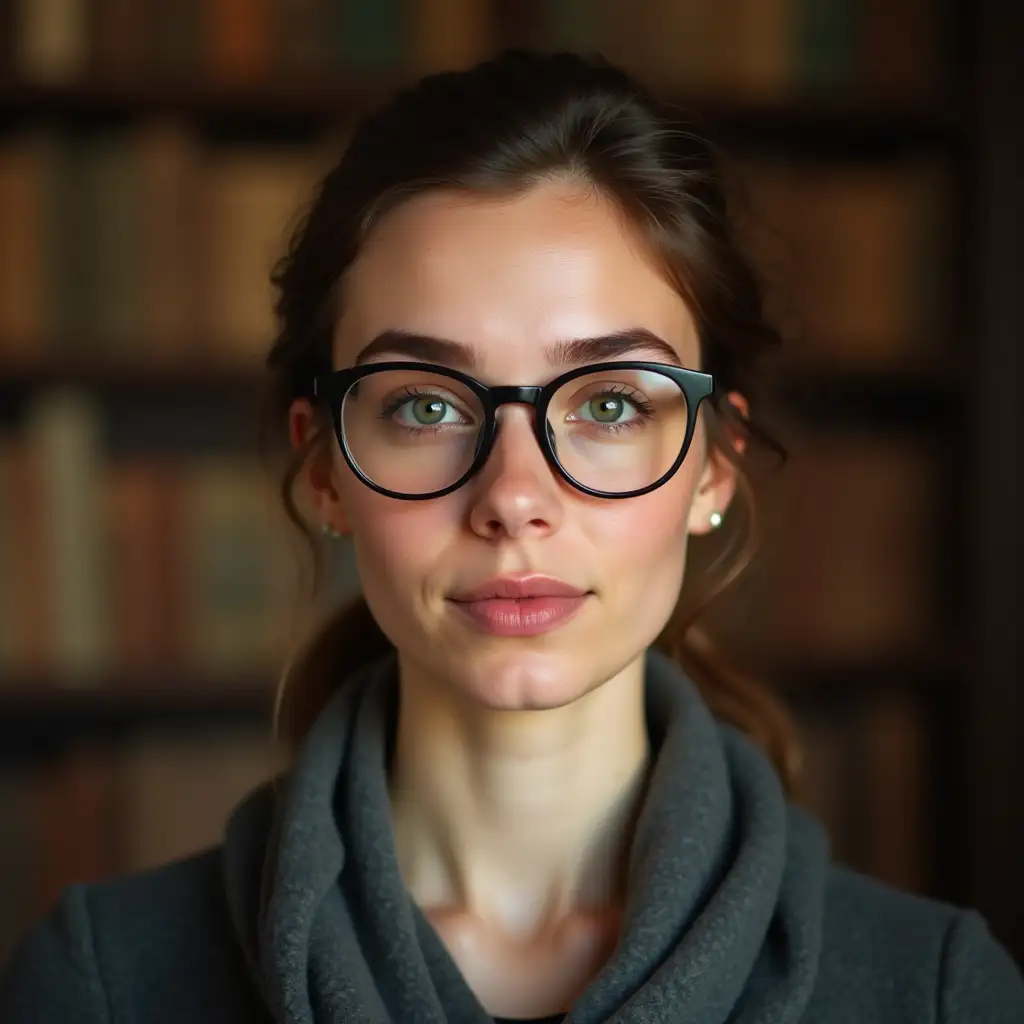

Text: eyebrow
xmin=352 ymin=328 xmax=686 ymax=370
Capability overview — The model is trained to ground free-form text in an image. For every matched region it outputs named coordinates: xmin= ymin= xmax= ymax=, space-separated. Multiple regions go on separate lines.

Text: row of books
xmin=0 ymin=383 xmax=945 ymax=685
xmin=0 ymin=386 xmax=361 ymax=683
xmin=0 ymin=687 xmax=932 ymax=965
xmin=688 ymin=428 xmax=945 ymax=669
xmin=1 ymin=0 xmax=941 ymax=102
xmin=0 ymin=124 xmax=334 ymax=366
xmin=0 ymin=725 xmax=282 ymax=964
xmin=730 ymin=156 xmax=951 ymax=373
xmin=0 ymin=124 xmax=950 ymax=373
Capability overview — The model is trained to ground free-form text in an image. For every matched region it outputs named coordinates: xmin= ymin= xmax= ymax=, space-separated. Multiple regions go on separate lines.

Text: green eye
xmin=588 ymin=396 xmax=626 ymax=422
xmin=412 ymin=398 xmax=447 ymax=424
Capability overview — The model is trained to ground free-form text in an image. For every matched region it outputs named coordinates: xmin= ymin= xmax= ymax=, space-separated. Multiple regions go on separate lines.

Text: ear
xmin=288 ymin=397 xmax=352 ymax=536
xmin=687 ymin=391 xmax=748 ymax=537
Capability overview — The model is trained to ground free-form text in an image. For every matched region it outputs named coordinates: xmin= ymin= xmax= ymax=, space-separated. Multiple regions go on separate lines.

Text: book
xmin=135 ymin=121 xmax=204 ymax=363
xmin=859 ymin=0 xmax=942 ymax=102
xmin=332 ymin=0 xmax=406 ymax=71
xmin=725 ymin=0 xmax=798 ymax=101
xmin=796 ymin=695 xmax=930 ymax=894
xmin=149 ymin=0 xmax=201 ymax=76
xmin=409 ymin=0 xmax=492 ymax=73
xmin=795 ymin=0 xmax=856 ymax=96
xmin=857 ymin=691 xmax=929 ymax=891
xmin=736 ymin=159 xmax=950 ymax=372
xmin=765 ymin=434 xmax=940 ymax=664
xmin=89 ymin=0 xmax=149 ymax=77
xmin=105 ymin=458 xmax=186 ymax=677
xmin=12 ymin=0 xmax=88 ymax=84
xmin=198 ymin=146 xmax=323 ymax=365
xmin=610 ymin=0 xmax=722 ymax=92
xmin=0 ymin=132 xmax=46 ymax=359
xmin=206 ymin=0 xmax=274 ymax=83
xmin=179 ymin=457 xmax=298 ymax=677
xmin=276 ymin=0 xmax=331 ymax=75
xmin=116 ymin=726 xmax=281 ymax=872
xmin=0 ymin=436 xmax=51 ymax=677
xmin=0 ymin=767 xmax=40 ymax=964
xmin=538 ymin=0 xmax=606 ymax=55
xmin=79 ymin=131 xmax=142 ymax=356
xmin=32 ymin=744 xmax=119 ymax=913
xmin=22 ymin=388 xmax=110 ymax=682
xmin=793 ymin=706 xmax=851 ymax=858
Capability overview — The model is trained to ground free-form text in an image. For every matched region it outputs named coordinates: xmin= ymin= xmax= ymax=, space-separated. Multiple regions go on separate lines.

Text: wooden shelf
xmin=0 ymin=357 xmax=265 ymax=396
xmin=0 ymin=359 xmax=272 ymax=453
xmin=0 ymin=679 xmax=273 ymax=760
xmin=769 ymin=653 xmax=962 ymax=704
xmin=0 ymin=78 xmax=961 ymax=157
xmin=776 ymin=368 xmax=961 ymax=434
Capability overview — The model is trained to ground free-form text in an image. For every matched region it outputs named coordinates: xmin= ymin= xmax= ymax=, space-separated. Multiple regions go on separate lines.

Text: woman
xmin=2 ymin=50 xmax=1021 ymax=1024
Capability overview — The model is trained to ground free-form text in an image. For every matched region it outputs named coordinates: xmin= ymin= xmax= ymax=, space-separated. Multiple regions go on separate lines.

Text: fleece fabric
xmin=2 ymin=649 xmax=1022 ymax=1023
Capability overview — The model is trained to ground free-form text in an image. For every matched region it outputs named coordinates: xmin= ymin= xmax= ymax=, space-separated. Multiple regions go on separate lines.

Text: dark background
xmin=0 ymin=0 xmax=1020 ymax=968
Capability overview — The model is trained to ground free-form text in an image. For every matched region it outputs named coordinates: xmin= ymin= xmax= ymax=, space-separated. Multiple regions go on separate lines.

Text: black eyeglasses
xmin=313 ymin=360 xmax=714 ymax=500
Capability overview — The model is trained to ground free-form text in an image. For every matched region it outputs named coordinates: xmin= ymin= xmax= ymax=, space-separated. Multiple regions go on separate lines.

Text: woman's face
xmin=293 ymin=179 xmax=737 ymax=710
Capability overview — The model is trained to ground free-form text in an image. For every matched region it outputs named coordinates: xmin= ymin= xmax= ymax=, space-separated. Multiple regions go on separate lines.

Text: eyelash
xmin=379 ymin=387 xmax=471 ymax=434
xmin=378 ymin=384 xmax=657 ymax=435
xmin=586 ymin=384 xmax=655 ymax=420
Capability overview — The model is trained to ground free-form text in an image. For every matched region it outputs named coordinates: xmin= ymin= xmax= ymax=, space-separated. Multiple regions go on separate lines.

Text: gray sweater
xmin=2 ymin=650 xmax=1022 ymax=1023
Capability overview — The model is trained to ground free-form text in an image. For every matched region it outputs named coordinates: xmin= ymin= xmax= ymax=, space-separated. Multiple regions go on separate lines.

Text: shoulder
xmin=807 ymin=863 xmax=1024 ymax=1023
xmin=0 ymin=848 xmax=264 ymax=1024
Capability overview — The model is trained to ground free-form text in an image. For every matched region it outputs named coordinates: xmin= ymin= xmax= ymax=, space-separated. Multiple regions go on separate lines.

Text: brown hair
xmin=262 ymin=50 xmax=803 ymax=793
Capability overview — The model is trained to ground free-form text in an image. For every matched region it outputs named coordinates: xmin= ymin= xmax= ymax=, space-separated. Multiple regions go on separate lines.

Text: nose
xmin=466 ymin=405 xmax=565 ymax=541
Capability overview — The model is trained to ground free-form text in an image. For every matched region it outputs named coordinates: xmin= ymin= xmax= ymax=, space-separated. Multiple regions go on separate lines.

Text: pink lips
xmin=447 ymin=574 xmax=590 ymax=637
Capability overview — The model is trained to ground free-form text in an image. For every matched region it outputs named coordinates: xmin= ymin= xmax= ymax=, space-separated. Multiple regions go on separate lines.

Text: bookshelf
xmin=0 ymin=680 xmax=273 ymax=760
xmin=0 ymin=80 xmax=960 ymax=154
xmin=1 ymin=0 xmax=1021 ymax=968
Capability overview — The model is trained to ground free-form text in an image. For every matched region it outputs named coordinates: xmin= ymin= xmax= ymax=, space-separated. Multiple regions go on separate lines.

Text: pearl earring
xmin=321 ymin=522 xmax=343 ymax=540
xmin=708 ymin=510 xmax=724 ymax=529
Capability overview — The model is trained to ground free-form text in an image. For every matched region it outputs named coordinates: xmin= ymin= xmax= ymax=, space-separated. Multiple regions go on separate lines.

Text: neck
xmin=387 ymin=654 xmax=651 ymax=939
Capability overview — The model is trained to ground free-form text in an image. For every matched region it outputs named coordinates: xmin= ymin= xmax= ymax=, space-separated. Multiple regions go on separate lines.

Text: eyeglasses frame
xmin=312 ymin=359 xmax=715 ymax=501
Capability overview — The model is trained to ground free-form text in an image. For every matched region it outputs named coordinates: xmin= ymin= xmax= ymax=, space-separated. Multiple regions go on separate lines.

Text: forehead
xmin=335 ymin=180 xmax=699 ymax=371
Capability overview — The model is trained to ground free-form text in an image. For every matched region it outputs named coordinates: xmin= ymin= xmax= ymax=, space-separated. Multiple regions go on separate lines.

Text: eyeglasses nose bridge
xmin=489 ymin=384 xmax=544 ymax=408
xmin=481 ymin=384 xmax=554 ymax=463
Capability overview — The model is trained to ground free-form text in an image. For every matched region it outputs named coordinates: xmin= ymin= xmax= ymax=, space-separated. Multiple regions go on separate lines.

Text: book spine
xmin=89 ymin=0 xmax=150 ymax=78
xmin=12 ymin=0 xmax=89 ymax=84
xmin=32 ymin=745 xmax=118 ymax=912
xmin=182 ymin=458 xmax=296 ymax=676
xmin=0 ymin=132 xmax=46 ymax=358
xmin=148 ymin=0 xmax=201 ymax=76
xmin=539 ymin=0 xmax=606 ymax=54
xmin=105 ymin=459 xmax=186 ymax=677
xmin=795 ymin=0 xmax=856 ymax=96
xmin=276 ymin=0 xmax=331 ymax=75
xmin=205 ymin=0 xmax=274 ymax=83
xmin=409 ymin=0 xmax=492 ymax=73
xmin=135 ymin=121 xmax=204 ymax=362
xmin=84 ymin=132 xmax=142 ymax=356
xmin=23 ymin=388 xmax=110 ymax=682
xmin=332 ymin=0 xmax=406 ymax=70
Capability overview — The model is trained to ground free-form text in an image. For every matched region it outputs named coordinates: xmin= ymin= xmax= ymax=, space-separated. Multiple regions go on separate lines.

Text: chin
xmin=452 ymin=645 xmax=604 ymax=711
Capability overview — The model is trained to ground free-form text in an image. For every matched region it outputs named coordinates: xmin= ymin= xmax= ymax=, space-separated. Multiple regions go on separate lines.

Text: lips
xmin=448 ymin=574 xmax=588 ymax=603
xmin=447 ymin=575 xmax=591 ymax=637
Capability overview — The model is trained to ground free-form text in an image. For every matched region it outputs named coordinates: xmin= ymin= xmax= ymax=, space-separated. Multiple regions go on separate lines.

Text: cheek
xmin=586 ymin=465 xmax=694 ymax=594
xmin=336 ymin=456 xmax=454 ymax=593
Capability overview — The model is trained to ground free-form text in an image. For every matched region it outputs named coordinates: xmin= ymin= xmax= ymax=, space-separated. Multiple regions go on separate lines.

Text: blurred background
xmin=0 ymin=0 xmax=1021 ymax=970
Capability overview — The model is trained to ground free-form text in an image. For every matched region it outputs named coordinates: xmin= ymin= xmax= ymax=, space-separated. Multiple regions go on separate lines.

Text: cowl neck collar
xmin=223 ymin=649 xmax=828 ymax=1023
